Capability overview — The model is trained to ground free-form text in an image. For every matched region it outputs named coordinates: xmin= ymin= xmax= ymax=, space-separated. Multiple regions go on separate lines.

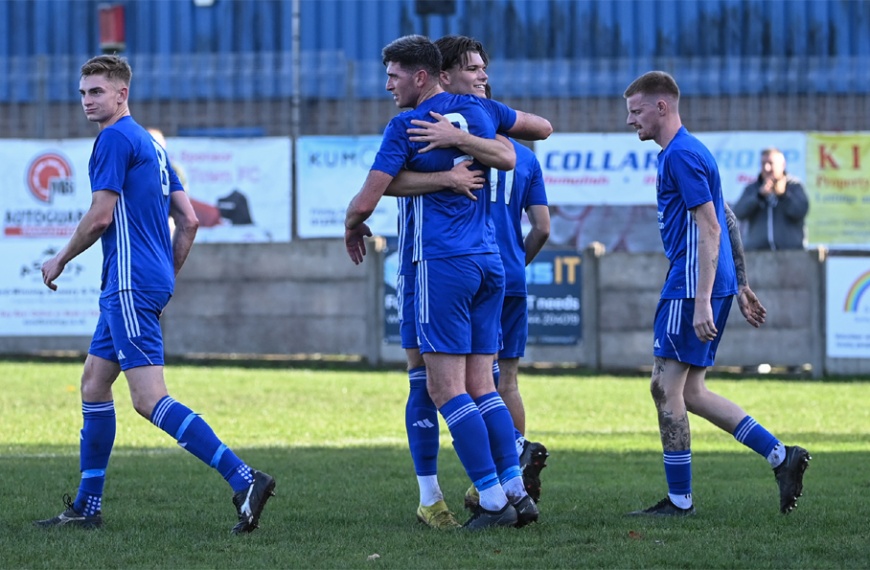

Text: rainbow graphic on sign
xmin=844 ymin=270 xmax=870 ymax=312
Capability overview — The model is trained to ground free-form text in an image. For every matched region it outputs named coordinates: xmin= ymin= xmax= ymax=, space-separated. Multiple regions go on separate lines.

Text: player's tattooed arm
xmin=723 ymin=203 xmax=747 ymax=287
xmin=724 ymin=202 xmax=767 ymax=327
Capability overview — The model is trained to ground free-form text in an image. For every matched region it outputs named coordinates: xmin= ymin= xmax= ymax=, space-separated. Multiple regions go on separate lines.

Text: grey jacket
xmin=731 ymin=175 xmax=809 ymax=251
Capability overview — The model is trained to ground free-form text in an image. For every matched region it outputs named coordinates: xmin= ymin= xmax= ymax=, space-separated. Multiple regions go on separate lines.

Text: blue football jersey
xmin=477 ymin=98 xmax=518 ymax=136
xmin=88 ymin=116 xmax=184 ymax=296
xmin=396 ymin=196 xmax=414 ymax=276
xmin=490 ymin=140 xmax=548 ymax=296
xmin=656 ymin=127 xmax=737 ymax=299
xmin=373 ymin=92 xmax=516 ymax=263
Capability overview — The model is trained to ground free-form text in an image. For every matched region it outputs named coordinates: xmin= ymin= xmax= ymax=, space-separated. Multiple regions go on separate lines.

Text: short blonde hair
xmin=81 ymin=54 xmax=132 ymax=86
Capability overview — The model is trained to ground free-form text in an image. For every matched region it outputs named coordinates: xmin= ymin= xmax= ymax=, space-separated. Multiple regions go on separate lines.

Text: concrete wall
xmin=162 ymin=240 xmax=381 ymax=361
xmin=1 ymin=240 xmax=866 ymax=377
xmin=589 ymin=247 xmax=826 ymax=373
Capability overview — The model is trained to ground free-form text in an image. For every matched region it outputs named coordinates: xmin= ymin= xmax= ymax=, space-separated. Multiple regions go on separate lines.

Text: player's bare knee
xmin=405 ymin=348 xmax=424 ymax=370
xmin=128 ymin=386 xmax=165 ymax=419
xmin=80 ymin=373 xmax=111 ymax=402
xmin=497 ymin=380 xmax=519 ymax=397
xmin=130 ymin=397 xmax=155 ymax=419
xmin=425 ymin=379 xmax=455 ymax=408
xmin=683 ymin=381 xmax=714 ymax=413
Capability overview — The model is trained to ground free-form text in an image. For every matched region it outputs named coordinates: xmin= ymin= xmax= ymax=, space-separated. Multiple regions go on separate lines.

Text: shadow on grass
xmin=3 ymin=445 xmax=868 ymax=569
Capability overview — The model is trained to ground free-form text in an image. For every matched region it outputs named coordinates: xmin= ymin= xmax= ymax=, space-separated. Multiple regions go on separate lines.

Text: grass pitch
xmin=1 ymin=360 xmax=868 ymax=569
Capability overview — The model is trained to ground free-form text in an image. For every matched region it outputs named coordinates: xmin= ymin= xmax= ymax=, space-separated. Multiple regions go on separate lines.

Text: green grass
xmin=1 ymin=360 xmax=868 ymax=569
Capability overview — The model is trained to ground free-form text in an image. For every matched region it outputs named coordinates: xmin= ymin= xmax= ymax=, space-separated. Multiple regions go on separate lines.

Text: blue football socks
xmin=733 ymin=415 xmax=784 ymax=467
xmin=74 ymin=401 xmax=116 ymax=516
xmin=150 ymin=396 xmax=252 ymax=493
xmin=438 ymin=394 xmax=499 ymax=491
xmin=441 ymin=394 xmax=510 ymax=511
xmin=663 ymin=449 xmax=692 ymax=508
xmin=405 ymin=366 xmax=439 ymax=477
xmin=474 ymin=392 xmax=521 ymax=477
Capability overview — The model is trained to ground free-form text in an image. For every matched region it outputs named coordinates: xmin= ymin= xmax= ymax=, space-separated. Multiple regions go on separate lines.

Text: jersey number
xmin=441 ymin=111 xmax=513 ymax=202
xmin=490 ymin=167 xmax=515 ymax=204
xmin=441 ymin=112 xmax=474 ymax=165
xmin=152 ymin=141 xmax=170 ymax=196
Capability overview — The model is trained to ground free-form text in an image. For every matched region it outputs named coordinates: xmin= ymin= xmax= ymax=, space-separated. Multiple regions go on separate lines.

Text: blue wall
xmin=2 ymin=0 xmax=868 ymax=102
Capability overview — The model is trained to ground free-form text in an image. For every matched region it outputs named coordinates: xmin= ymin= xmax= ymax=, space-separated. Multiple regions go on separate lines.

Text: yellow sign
xmin=806 ymin=133 xmax=870 ymax=248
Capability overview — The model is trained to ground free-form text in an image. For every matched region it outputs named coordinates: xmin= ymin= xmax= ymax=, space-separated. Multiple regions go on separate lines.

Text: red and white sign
xmin=2 ymin=140 xmax=92 ymax=238
xmin=26 ymin=152 xmax=75 ymax=204
xmin=0 ymin=137 xmax=291 ymax=243
xmin=0 ymin=136 xmax=292 ymax=336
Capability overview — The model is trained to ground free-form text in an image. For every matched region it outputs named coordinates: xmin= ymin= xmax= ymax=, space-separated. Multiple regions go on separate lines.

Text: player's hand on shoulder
xmin=407 ymin=111 xmax=461 ymax=153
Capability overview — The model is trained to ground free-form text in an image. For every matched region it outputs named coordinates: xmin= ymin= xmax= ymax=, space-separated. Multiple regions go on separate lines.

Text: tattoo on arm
xmin=724 ymin=203 xmax=748 ymax=287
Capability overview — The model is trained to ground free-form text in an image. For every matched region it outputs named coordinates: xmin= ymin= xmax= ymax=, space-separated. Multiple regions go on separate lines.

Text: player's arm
xmin=386 ymin=160 xmax=484 ymax=200
xmin=690 ymin=201 xmax=721 ymax=342
xmin=506 ymin=110 xmax=553 ymax=141
xmin=723 ymin=202 xmax=749 ymax=289
xmin=169 ymin=190 xmax=200 ymax=276
xmin=524 ymin=204 xmax=551 ymax=265
xmin=344 ymin=170 xmax=394 ymax=264
xmin=407 ymin=111 xmax=516 ymax=170
xmin=346 ymin=169 xmax=393 ymax=229
xmin=42 ymin=190 xmax=118 ymax=291
xmin=724 ymin=202 xmax=766 ymax=327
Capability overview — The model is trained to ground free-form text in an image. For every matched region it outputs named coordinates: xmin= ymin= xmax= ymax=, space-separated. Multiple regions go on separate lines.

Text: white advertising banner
xmin=826 ymin=256 xmax=870 ymax=358
xmin=0 ymin=239 xmax=102 ymax=336
xmin=0 ymin=137 xmax=291 ymax=243
xmin=295 ymin=136 xmax=398 ymax=238
xmin=2 ymin=139 xmax=93 ymax=239
xmin=535 ymin=131 xmax=807 ymax=205
xmin=164 ymin=137 xmax=291 ymax=243
xmin=0 ymin=136 xmax=291 ymax=336
xmin=1 ymin=139 xmax=105 ymax=336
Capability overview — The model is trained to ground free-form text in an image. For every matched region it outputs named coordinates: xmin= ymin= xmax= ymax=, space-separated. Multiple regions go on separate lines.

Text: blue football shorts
xmin=397 ymin=273 xmax=419 ymax=350
xmin=499 ymin=295 xmax=528 ymax=359
xmin=415 ymin=253 xmax=504 ymax=355
xmin=653 ymin=295 xmax=733 ymax=367
xmin=89 ymin=290 xmax=171 ymax=370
